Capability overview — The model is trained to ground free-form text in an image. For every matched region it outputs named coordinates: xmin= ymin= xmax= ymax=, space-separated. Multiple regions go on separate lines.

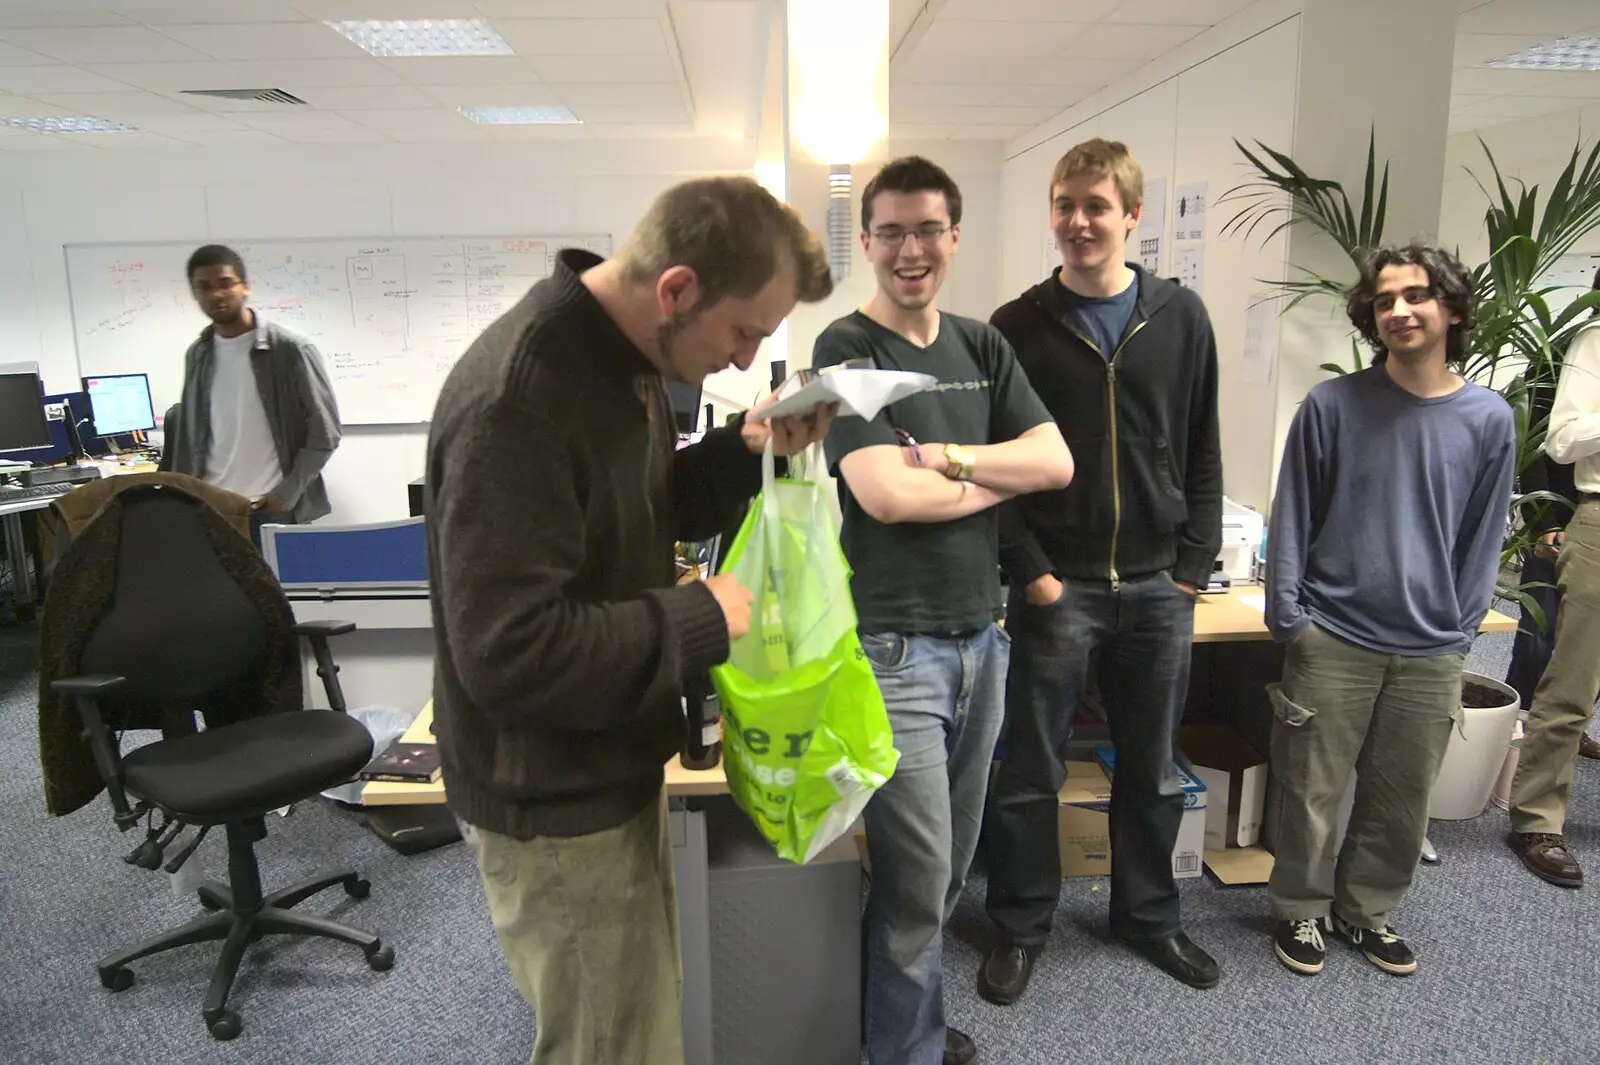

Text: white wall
xmin=0 ymin=134 xmax=1005 ymax=525
xmin=999 ymin=16 xmax=1300 ymax=510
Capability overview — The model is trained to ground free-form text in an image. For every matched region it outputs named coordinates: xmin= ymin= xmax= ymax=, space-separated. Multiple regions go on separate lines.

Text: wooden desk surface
xmin=358 ymin=586 xmax=1516 ymax=808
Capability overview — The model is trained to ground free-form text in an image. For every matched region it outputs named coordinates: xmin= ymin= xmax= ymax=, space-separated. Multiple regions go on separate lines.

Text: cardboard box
xmin=1180 ymin=726 xmax=1268 ymax=850
xmin=1058 ymin=760 xmax=1114 ymax=877
xmin=1061 ymin=757 xmax=1206 ymax=879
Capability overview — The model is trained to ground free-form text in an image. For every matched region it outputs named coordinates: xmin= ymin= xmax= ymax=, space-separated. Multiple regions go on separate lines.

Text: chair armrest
xmin=291 ymin=620 xmax=357 ymax=638
xmin=52 ymin=675 xmax=128 ymax=697
xmin=292 ymin=623 xmax=354 ymax=712
xmin=51 ymin=675 xmax=139 ymax=827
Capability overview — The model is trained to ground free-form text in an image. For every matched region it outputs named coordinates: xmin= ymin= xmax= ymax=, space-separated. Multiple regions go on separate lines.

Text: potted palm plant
xmin=1220 ymin=132 xmax=1600 ymax=818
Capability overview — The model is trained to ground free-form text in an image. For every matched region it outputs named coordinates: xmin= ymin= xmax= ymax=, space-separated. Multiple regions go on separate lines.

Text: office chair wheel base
xmin=345 ymin=877 xmax=371 ymax=899
xmin=366 ymin=943 xmax=394 ymax=972
xmin=99 ymin=967 xmax=134 ymax=992
xmin=206 ymin=1009 xmax=241 ymax=1041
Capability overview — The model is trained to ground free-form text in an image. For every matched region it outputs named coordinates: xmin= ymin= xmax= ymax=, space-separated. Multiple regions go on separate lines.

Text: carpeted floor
xmin=1 ymin=610 xmax=1597 ymax=1065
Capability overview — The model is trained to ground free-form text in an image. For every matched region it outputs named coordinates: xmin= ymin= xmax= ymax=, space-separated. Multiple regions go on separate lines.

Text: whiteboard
xmin=1547 ymin=253 xmax=1600 ymax=322
xmin=65 ymin=233 xmax=612 ymax=425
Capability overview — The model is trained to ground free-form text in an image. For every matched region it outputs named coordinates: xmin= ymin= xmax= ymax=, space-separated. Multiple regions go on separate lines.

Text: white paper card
xmin=753 ymin=368 xmax=936 ymax=423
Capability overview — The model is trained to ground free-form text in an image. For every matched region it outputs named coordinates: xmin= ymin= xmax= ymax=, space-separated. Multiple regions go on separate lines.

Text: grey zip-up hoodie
xmin=163 ymin=314 xmax=342 ymax=523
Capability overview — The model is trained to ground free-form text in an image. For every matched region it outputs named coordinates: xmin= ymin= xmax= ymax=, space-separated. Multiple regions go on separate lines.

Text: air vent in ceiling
xmin=180 ymin=88 xmax=309 ymax=106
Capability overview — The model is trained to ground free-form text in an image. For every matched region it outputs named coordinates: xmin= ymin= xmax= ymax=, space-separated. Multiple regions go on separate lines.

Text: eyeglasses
xmin=1374 ymin=286 xmax=1437 ymax=313
xmin=192 ymin=278 xmax=243 ymax=294
xmin=870 ymin=224 xmax=950 ymax=248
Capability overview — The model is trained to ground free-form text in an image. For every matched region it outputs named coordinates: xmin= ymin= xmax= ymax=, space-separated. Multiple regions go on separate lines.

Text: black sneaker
xmin=944 ymin=1026 xmax=977 ymax=1065
xmin=1273 ymin=917 xmax=1327 ymax=975
xmin=1332 ymin=915 xmax=1417 ymax=976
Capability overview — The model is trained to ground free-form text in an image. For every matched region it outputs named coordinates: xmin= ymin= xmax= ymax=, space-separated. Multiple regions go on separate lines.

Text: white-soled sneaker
xmin=1332 ymin=914 xmax=1417 ymax=976
xmin=1273 ymin=917 xmax=1328 ymax=975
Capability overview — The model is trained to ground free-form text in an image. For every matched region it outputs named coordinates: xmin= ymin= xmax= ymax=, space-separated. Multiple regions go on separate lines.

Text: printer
xmin=1216 ymin=497 xmax=1265 ymax=584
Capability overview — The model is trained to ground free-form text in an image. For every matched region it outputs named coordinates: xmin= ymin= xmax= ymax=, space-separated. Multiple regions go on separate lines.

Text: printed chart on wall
xmin=65 ymin=234 xmax=611 ymax=425
xmin=1138 ymin=177 xmax=1167 ymax=275
xmin=1547 ymin=253 xmax=1600 ymax=319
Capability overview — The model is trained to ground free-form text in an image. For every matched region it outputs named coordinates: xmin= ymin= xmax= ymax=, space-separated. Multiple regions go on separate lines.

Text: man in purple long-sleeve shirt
xmin=1265 ymin=243 xmax=1516 ymax=981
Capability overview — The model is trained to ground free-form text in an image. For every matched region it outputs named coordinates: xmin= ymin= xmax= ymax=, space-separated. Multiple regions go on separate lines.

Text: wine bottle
xmin=680 ymin=672 xmax=722 ymax=771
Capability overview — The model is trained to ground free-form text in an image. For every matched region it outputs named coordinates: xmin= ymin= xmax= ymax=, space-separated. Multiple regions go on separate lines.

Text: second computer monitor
xmin=0 ymin=370 xmax=52 ymax=452
xmin=83 ymin=373 xmax=156 ymax=437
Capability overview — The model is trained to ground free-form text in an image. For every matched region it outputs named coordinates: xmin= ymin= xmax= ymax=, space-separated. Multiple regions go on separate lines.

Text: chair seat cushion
xmin=122 ymin=711 xmax=374 ymax=822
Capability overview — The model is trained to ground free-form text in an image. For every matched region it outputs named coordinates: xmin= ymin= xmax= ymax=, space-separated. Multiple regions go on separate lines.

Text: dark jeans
xmin=1507 ymin=552 xmax=1560 ymax=710
xmin=249 ymin=508 xmax=297 ymax=551
xmin=985 ymin=571 xmax=1196 ymax=946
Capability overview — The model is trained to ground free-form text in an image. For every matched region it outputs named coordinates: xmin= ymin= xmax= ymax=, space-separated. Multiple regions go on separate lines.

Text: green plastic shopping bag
xmin=710 ymin=444 xmax=899 ymax=864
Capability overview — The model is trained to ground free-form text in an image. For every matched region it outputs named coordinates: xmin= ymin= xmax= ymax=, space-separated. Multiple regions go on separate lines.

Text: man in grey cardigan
xmin=163 ymin=244 xmax=342 ymax=544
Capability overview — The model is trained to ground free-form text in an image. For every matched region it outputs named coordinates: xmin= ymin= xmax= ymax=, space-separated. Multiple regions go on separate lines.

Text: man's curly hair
xmin=1346 ymin=243 xmax=1478 ymax=366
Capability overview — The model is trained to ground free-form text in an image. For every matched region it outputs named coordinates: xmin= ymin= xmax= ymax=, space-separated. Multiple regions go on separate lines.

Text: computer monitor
xmin=666 ymin=381 xmax=702 ymax=435
xmin=0 ymin=371 xmax=52 ymax=452
xmin=82 ymin=372 xmax=156 ymax=436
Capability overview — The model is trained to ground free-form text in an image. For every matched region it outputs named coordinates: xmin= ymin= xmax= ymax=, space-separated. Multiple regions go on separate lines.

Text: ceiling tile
xmin=552 ymin=81 xmax=682 ymax=107
xmin=1064 ymin=21 xmax=1203 ymax=59
xmin=0 ymin=10 xmax=132 ymax=30
xmin=521 ymin=52 xmax=675 ymax=82
xmin=1529 ymin=71 xmax=1600 ymax=98
xmin=481 ymin=123 xmax=594 ymax=141
xmin=123 ymin=4 xmax=310 ymax=24
xmin=990 ymin=83 xmax=1104 ymax=107
xmin=0 ymin=65 xmax=141 ymax=94
xmin=1451 ymin=66 xmax=1555 ymax=95
xmin=159 ymin=22 xmax=368 ymax=60
xmin=382 ymin=56 xmax=541 ymax=86
xmin=1 ymin=26 xmax=213 ymax=64
xmin=893 ymin=103 xmax=1059 ymax=127
xmin=427 ymin=83 xmax=563 ymax=107
xmin=232 ymin=110 xmax=369 ymax=131
xmin=935 ymin=0 xmax=1121 ymax=20
xmin=167 ymin=128 xmax=289 ymax=146
xmin=492 ymin=18 xmax=665 ymax=56
xmin=67 ymin=131 xmax=188 ymax=149
xmin=376 ymin=124 xmax=491 ymax=143
xmin=571 ymin=103 xmax=687 ymax=124
xmin=952 ymin=126 xmax=1021 ymax=140
xmin=87 ymin=61 xmax=247 ymax=92
xmin=916 ymin=20 xmax=1095 ymax=57
xmin=0 ymin=40 xmax=53 ymax=65
xmin=0 ymin=95 xmax=101 ymax=118
xmin=0 ymin=133 xmax=91 ymax=150
xmin=1105 ymin=0 xmax=1252 ymax=24
xmin=1457 ymin=0 xmax=1600 ymax=36
xmin=267 ymin=124 xmax=392 ymax=143
xmin=886 ymin=123 xmax=959 ymax=139
xmin=1458 ymin=93 xmax=1589 ymax=118
xmin=474 ymin=0 xmax=658 ymax=14
xmin=294 ymin=84 xmax=439 ymax=109
xmin=897 ymin=54 xmax=1130 ymax=86
xmin=118 ymin=112 xmax=251 ymax=135
xmin=227 ymin=59 xmax=403 ymax=88
xmin=891 ymin=82 xmax=1006 ymax=107
xmin=32 ymin=91 xmax=200 ymax=117
xmin=342 ymin=107 xmax=475 ymax=130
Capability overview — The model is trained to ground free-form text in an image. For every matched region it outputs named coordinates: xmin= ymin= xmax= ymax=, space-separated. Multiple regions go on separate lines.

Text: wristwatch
xmin=942 ymin=443 xmax=975 ymax=482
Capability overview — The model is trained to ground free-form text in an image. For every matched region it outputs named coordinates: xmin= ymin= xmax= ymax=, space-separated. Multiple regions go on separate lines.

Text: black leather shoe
xmin=945 ymin=1027 xmax=977 ymax=1065
xmin=976 ymin=942 xmax=1039 ymax=1005
xmin=1121 ymin=931 xmax=1220 ymax=989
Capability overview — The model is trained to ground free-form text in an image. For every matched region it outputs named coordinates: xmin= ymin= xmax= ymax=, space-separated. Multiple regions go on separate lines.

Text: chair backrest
xmin=79 ymin=487 xmax=269 ymax=710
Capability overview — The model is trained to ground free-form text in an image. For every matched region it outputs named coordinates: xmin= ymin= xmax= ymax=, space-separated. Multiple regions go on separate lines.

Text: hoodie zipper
xmin=1061 ymin=318 xmax=1148 ymax=587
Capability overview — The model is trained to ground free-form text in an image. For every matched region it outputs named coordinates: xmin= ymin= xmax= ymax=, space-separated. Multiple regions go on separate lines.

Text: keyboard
xmin=0 ymin=481 xmax=75 ymax=503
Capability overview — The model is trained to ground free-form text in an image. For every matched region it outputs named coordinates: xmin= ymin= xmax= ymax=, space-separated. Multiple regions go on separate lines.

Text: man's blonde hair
xmin=621 ymin=176 xmax=833 ymax=308
xmin=1050 ymin=138 xmax=1143 ymax=215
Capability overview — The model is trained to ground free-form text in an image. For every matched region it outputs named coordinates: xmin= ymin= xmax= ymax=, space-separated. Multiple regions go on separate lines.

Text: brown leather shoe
xmin=1508 ymin=832 xmax=1584 ymax=888
xmin=1580 ymin=733 xmax=1600 ymax=761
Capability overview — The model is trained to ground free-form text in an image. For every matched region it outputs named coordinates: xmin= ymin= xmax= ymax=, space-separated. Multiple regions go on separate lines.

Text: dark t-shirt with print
xmin=814 ymin=311 xmax=1053 ymax=635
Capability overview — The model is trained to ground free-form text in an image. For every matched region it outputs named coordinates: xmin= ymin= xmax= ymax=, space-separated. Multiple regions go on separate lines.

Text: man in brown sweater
xmin=426 ymin=176 xmax=836 ymax=1065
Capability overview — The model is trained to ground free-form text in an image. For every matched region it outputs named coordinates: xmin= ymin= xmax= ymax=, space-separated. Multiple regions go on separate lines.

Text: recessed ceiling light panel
xmin=2 ymin=115 xmax=138 ymax=134
xmin=1486 ymin=35 xmax=1600 ymax=71
xmin=459 ymin=106 xmax=581 ymax=126
xmin=327 ymin=19 xmax=515 ymax=58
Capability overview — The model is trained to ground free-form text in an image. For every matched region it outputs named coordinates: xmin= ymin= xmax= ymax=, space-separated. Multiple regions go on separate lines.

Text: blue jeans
xmin=985 ymin=572 xmax=1195 ymax=945
xmin=859 ymin=624 xmax=1008 ymax=1065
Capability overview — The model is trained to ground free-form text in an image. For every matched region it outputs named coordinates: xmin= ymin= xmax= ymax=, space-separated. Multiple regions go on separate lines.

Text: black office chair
xmin=48 ymin=484 xmax=393 ymax=1041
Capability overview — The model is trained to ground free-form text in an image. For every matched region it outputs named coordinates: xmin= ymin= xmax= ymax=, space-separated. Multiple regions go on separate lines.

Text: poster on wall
xmin=1139 ymin=177 xmax=1167 ymax=275
xmin=1174 ymin=245 xmax=1205 ymax=295
xmin=1043 ymin=232 xmax=1061 ymax=279
xmin=1242 ymin=292 xmax=1281 ymax=386
xmin=1175 ymin=181 xmax=1207 ymax=242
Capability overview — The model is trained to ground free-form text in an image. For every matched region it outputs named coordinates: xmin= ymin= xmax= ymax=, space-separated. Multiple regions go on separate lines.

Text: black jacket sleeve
xmin=670 ymin=413 xmax=764 ymax=543
xmin=1173 ymin=300 xmax=1224 ymax=589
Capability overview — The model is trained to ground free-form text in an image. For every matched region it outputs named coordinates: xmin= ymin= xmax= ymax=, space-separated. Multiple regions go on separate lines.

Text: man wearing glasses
xmin=813 ymin=156 xmax=1073 ymax=1065
xmin=164 ymin=244 xmax=343 ymax=546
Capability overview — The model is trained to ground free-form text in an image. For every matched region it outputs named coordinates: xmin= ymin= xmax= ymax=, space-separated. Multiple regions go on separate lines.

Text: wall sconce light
xmin=827 ymin=165 xmax=852 ymax=282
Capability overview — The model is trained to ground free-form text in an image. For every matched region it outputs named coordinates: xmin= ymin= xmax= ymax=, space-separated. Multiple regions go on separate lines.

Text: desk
xmin=360 ymin=586 xmax=1516 ymax=810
